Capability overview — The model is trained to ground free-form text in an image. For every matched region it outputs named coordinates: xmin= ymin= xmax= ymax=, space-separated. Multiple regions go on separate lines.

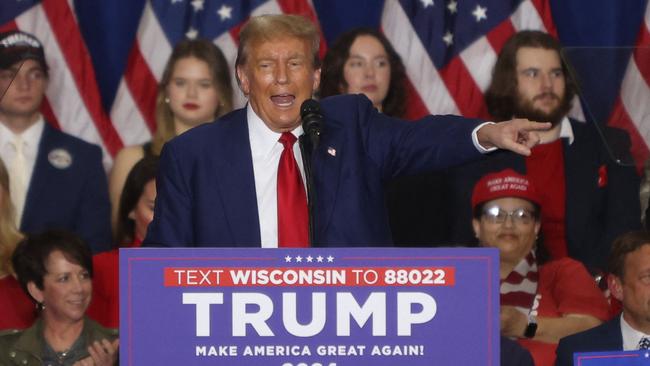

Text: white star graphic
xmin=295 ymin=256 xmax=303 ymax=263
xmin=447 ymin=0 xmax=457 ymax=14
xmin=306 ymin=255 xmax=313 ymax=263
xmin=420 ymin=0 xmax=434 ymax=8
xmin=191 ymin=0 xmax=204 ymax=11
xmin=185 ymin=28 xmax=198 ymax=39
xmin=327 ymin=255 xmax=334 ymax=263
xmin=316 ymin=256 xmax=324 ymax=263
xmin=472 ymin=5 xmax=487 ymax=22
xmin=217 ymin=4 xmax=233 ymax=21
xmin=442 ymin=31 xmax=453 ymax=46
xmin=285 ymin=255 xmax=292 ymax=262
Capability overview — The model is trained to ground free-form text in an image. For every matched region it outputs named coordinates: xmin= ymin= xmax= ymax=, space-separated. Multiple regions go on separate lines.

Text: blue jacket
xmin=21 ymin=123 xmax=111 ymax=253
xmin=145 ymin=94 xmax=484 ymax=247
xmin=555 ymin=317 xmax=623 ymax=366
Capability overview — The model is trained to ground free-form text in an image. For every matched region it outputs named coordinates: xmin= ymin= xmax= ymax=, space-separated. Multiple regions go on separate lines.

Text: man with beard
xmin=447 ymin=30 xmax=640 ymax=272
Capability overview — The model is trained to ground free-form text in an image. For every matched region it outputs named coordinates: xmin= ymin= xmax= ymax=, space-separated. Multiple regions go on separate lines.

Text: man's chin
xmin=514 ymin=108 xmax=564 ymax=126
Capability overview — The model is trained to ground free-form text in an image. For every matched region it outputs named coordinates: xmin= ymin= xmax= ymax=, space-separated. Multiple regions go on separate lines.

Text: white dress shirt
xmin=247 ymin=105 xmax=306 ymax=248
xmin=0 ymin=117 xmax=45 ymax=216
xmin=621 ymin=313 xmax=650 ymax=351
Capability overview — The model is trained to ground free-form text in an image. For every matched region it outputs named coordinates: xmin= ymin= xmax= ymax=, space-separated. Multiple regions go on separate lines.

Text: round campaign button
xmin=48 ymin=148 xmax=73 ymax=169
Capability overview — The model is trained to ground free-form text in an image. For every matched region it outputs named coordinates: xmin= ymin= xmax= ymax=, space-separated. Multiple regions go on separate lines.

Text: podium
xmin=120 ymin=247 xmax=499 ymax=365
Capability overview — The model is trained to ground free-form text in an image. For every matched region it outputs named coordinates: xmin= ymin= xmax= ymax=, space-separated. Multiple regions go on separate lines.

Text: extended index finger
xmin=514 ymin=119 xmax=552 ymax=132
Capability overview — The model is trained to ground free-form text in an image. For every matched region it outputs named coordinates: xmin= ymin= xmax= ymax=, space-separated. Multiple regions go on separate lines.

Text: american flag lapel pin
xmin=327 ymin=147 xmax=336 ymax=157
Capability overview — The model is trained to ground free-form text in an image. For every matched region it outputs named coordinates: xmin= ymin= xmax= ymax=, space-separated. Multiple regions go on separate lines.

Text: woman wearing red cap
xmin=471 ymin=169 xmax=610 ymax=366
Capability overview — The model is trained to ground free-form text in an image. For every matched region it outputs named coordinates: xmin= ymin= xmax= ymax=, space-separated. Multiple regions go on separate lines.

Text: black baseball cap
xmin=0 ymin=30 xmax=48 ymax=73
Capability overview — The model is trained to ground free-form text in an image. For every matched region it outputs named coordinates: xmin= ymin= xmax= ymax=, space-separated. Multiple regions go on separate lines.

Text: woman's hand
xmin=500 ymin=306 xmax=528 ymax=338
xmin=73 ymin=338 xmax=119 ymax=366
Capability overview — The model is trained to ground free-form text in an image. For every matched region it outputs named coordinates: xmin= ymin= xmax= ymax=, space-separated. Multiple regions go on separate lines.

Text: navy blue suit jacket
xmin=447 ymin=119 xmax=640 ymax=270
xmin=555 ymin=317 xmax=622 ymax=366
xmin=145 ymin=94 xmax=484 ymax=247
xmin=21 ymin=123 xmax=111 ymax=253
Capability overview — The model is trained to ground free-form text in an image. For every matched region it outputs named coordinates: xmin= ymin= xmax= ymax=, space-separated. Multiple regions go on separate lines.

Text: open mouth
xmin=68 ymin=299 xmax=86 ymax=306
xmin=270 ymin=94 xmax=295 ymax=107
xmin=183 ymin=103 xmax=199 ymax=110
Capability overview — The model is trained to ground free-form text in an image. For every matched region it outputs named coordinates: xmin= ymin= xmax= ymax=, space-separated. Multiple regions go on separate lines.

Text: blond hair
xmin=151 ymin=39 xmax=234 ymax=155
xmin=235 ymin=14 xmax=320 ymax=86
xmin=0 ymin=159 xmax=22 ymax=277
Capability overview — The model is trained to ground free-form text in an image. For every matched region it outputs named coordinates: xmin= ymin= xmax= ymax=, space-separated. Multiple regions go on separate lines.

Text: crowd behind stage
xmin=0 ymin=14 xmax=647 ymax=366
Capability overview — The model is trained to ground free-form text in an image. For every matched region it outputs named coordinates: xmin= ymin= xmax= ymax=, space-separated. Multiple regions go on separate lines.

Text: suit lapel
xmin=311 ymin=119 xmax=344 ymax=244
xmin=210 ymin=110 xmax=261 ymax=244
xmin=21 ymin=124 xmax=54 ymax=229
xmin=563 ymin=122 xmax=591 ymax=248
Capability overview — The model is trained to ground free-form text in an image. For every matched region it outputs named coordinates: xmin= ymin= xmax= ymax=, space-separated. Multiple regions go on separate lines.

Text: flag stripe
xmin=439 ymin=57 xmax=488 ymax=118
xmin=382 ymin=0 xmax=458 ymax=115
xmin=485 ymin=18 xmax=516 ymax=52
xmin=39 ymin=0 xmax=122 ymax=156
xmin=122 ymin=43 xmax=159 ymax=134
xmin=529 ymin=0 xmax=556 ymax=35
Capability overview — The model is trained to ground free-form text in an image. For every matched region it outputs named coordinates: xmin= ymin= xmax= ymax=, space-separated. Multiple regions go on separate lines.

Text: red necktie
xmin=277 ymin=132 xmax=309 ymax=247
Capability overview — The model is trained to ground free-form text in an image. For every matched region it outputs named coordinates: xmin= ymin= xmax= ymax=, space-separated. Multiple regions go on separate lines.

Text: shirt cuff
xmin=472 ymin=121 xmax=498 ymax=154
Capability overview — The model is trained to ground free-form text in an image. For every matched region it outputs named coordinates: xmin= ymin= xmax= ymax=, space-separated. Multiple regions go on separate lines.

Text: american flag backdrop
xmin=0 ymin=0 xmax=648 ymax=169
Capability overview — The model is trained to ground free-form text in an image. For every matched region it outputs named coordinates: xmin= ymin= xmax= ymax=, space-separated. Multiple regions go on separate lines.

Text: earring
xmin=164 ymin=97 xmax=170 ymax=104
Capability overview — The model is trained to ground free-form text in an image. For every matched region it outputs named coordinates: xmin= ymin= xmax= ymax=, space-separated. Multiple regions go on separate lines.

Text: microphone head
xmin=300 ymin=99 xmax=323 ymax=136
xmin=300 ymin=98 xmax=321 ymax=117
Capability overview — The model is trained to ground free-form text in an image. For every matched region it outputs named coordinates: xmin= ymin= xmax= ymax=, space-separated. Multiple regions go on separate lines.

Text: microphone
xmin=300 ymin=98 xmax=323 ymax=149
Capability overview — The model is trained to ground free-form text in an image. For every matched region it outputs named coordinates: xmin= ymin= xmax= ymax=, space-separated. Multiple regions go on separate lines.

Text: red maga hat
xmin=471 ymin=169 xmax=540 ymax=209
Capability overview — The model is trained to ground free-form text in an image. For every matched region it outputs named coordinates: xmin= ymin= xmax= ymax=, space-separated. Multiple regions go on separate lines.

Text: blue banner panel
xmin=120 ymin=247 xmax=499 ymax=365
xmin=575 ymin=350 xmax=650 ymax=365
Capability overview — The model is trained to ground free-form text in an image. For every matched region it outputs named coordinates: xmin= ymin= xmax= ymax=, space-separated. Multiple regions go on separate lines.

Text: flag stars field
xmin=217 ymin=4 xmax=233 ymax=21
xmin=472 ymin=4 xmax=487 ymax=22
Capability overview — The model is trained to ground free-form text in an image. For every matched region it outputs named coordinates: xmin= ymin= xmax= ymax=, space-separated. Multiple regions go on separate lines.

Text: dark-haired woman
xmin=88 ymin=157 xmax=158 ymax=328
xmin=0 ymin=230 xmax=118 ymax=365
xmin=320 ymin=27 xmax=406 ymax=118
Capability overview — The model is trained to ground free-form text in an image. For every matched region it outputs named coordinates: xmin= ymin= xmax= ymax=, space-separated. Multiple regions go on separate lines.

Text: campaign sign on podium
xmin=120 ymin=247 xmax=499 ymax=365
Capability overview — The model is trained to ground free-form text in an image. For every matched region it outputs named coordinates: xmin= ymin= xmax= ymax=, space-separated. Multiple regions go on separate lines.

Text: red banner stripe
xmin=123 ymin=42 xmax=158 ymax=134
xmin=40 ymin=0 xmax=122 ymax=156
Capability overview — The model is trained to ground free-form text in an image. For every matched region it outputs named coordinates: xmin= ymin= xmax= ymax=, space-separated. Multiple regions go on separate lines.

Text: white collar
xmin=0 ymin=116 xmax=45 ymax=151
xmin=620 ymin=313 xmax=650 ymax=351
xmin=558 ymin=116 xmax=574 ymax=145
xmin=246 ymin=104 xmax=303 ymax=158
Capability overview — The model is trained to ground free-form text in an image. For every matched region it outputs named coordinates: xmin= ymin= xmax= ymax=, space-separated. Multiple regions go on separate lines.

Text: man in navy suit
xmin=447 ymin=31 xmax=639 ymax=271
xmin=0 ymin=31 xmax=111 ymax=252
xmin=145 ymin=14 xmax=550 ymax=248
xmin=556 ymin=231 xmax=650 ymax=366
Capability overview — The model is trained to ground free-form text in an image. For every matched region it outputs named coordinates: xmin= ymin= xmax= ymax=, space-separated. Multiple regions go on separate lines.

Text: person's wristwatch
xmin=524 ymin=315 xmax=537 ymax=338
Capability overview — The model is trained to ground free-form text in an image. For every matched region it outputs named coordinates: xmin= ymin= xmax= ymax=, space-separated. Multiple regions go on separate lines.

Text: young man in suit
xmin=0 ymin=31 xmax=111 ymax=252
xmin=556 ymin=230 xmax=650 ymax=365
xmin=448 ymin=30 xmax=640 ymax=272
xmin=145 ymin=14 xmax=550 ymax=248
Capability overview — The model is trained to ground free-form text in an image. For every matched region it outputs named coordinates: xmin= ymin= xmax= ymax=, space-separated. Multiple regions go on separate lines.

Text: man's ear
xmin=236 ymin=65 xmax=250 ymax=96
xmin=312 ymin=67 xmax=321 ymax=93
xmin=609 ymin=274 xmax=624 ymax=302
xmin=27 ymin=281 xmax=44 ymax=304
xmin=472 ymin=219 xmax=481 ymax=239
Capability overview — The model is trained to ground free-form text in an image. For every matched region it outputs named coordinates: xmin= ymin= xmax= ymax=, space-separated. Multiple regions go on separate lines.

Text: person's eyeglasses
xmin=482 ymin=206 xmax=535 ymax=224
